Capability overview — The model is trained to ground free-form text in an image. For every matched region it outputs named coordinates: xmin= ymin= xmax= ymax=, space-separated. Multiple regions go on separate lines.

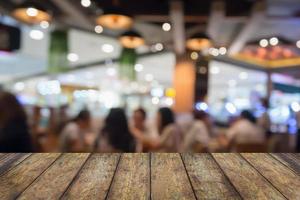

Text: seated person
xmin=181 ymin=110 xmax=212 ymax=152
xmin=226 ymin=110 xmax=265 ymax=151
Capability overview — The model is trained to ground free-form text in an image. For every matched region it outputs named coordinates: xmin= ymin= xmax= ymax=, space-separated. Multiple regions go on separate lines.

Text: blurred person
xmin=132 ymin=108 xmax=147 ymax=133
xmin=60 ymin=109 xmax=93 ymax=152
xmin=95 ymin=108 xmax=135 ymax=152
xmin=131 ymin=107 xmax=150 ymax=152
xmin=257 ymin=98 xmax=272 ymax=138
xmin=0 ymin=92 xmax=33 ymax=152
xmin=296 ymin=110 xmax=300 ymax=152
xmin=226 ymin=110 xmax=265 ymax=150
xmin=181 ymin=110 xmax=212 ymax=152
xmin=131 ymin=107 xmax=182 ymax=152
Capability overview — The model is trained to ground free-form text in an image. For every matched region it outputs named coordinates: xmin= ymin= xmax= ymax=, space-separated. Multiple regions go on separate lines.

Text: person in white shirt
xmin=131 ymin=107 xmax=182 ymax=152
xmin=182 ymin=110 xmax=211 ymax=152
xmin=227 ymin=110 xmax=265 ymax=149
xmin=60 ymin=110 xmax=92 ymax=152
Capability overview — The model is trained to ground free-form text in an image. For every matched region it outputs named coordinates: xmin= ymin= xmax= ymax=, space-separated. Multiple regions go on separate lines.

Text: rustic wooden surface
xmin=0 ymin=153 xmax=299 ymax=200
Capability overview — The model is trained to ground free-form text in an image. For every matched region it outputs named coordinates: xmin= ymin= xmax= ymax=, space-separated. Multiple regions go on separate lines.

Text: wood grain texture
xmin=0 ymin=153 xmax=31 ymax=175
xmin=271 ymin=153 xmax=300 ymax=175
xmin=61 ymin=153 xmax=120 ymax=200
xmin=242 ymin=153 xmax=300 ymax=199
xmin=106 ymin=154 xmax=150 ymax=200
xmin=182 ymin=153 xmax=241 ymax=199
xmin=212 ymin=153 xmax=285 ymax=200
xmin=151 ymin=153 xmax=196 ymax=200
xmin=0 ymin=153 xmax=6 ymax=160
xmin=18 ymin=153 xmax=90 ymax=200
xmin=0 ymin=153 xmax=60 ymax=200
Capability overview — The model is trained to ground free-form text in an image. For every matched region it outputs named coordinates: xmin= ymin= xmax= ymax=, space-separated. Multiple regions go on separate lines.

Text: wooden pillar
xmin=169 ymin=1 xmax=196 ymax=113
xmin=173 ymin=58 xmax=196 ymax=113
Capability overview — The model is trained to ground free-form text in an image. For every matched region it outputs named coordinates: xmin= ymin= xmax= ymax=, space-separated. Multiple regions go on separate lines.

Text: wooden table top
xmin=0 ymin=153 xmax=299 ymax=200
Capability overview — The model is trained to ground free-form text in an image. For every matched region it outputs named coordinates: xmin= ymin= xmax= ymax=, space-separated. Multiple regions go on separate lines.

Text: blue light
xmin=195 ymin=102 xmax=208 ymax=111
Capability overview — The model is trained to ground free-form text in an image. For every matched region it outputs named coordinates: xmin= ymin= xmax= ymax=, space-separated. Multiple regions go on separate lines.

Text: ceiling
xmin=1 ymin=0 xmax=300 ymax=83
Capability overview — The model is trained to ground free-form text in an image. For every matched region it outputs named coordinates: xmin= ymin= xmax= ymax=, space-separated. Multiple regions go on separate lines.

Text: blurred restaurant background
xmin=1 ymin=0 xmax=300 ymax=152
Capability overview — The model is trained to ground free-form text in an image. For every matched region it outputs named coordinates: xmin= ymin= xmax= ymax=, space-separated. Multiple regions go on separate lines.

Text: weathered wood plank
xmin=18 ymin=153 xmax=90 ymax=200
xmin=61 ymin=153 xmax=120 ymax=200
xmin=151 ymin=153 xmax=196 ymax=200
xmin=182 ymin=153 xmax=241 ymax=199
xmin=106 ymin=154 xmax=150 ymax=200
xmin=242 ymin=153 xmax=300 ymax=199
xmin=0 ymin=153 xmax=6 ymax=160
xmin=212 ymin=153 xmax=285 ymax=200
xmin=0 ymin=153 xmax=31 ymax=175
xmin=271 ymin=153 xmax=300 ymax=175
xmin=0 ymin=153 xmax=60 ymax=200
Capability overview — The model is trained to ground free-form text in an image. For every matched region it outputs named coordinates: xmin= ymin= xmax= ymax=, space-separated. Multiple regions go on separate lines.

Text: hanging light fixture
xmin=186 ymin=33 xmax=212 ymax=51
xmin=96 ymin=7 xmax=133 ymax=30
xmin=12 ymin=2 xmax=51 ymax=24
xmin=96 ymin=0 xmax=133 ymax=30
xmin=119 ymin=30 xmax=145 ymax=49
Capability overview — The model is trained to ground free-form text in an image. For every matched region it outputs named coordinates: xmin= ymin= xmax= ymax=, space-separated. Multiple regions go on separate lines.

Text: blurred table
xmin=0 ymin=153 xmax=299 ymax=199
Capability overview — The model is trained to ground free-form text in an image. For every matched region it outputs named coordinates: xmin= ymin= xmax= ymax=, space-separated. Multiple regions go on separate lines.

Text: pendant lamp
xmin=96 ymin=7 xmax=133 ymax=30
xmin=119 ymin=30 xmax=145 ymax=49
xmin=186 ymin=33 xmax=211 ymax=51
xmin=12 ymin=1 xmax=51 ymax=24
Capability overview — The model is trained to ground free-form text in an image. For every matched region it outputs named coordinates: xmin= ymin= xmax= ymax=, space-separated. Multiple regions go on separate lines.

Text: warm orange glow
xmin=173 ymin=61 xmax=196 ymax=113
xmin=186 ymin=38 xmax=211 ymax=51
xmin=13 ymin=8 xmax=51 ymax=24
xmin=119 ymin=36 xmax=145 ymax=49
xmin=96 ymin=14 xmax=133 ymax=30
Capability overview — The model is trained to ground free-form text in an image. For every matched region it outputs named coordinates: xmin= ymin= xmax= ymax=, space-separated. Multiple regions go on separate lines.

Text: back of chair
xmin=234 ymin=143 xmax=268 ymax=153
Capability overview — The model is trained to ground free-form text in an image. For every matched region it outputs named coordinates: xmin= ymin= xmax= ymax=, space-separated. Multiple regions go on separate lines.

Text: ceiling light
xmin=164 ymin=97 xmax=174 ymax=106
xmin=151 ymin=97 xmax=160 ymax=105
xmin=94 ymin=25 xmax=103 ymax=34
xmin=296 ymin=40 xmax=300 ymax=48
xmin=162 ymin=23 xmax=171 ymax=32
xmin=81 ymin=0 xmax=91 ymax=7
xmin=29 ymin=30 xmax=44 ymax=40
xmin=134 ymin=64 xmax=143 ymax=72
xmin=219 ymin=47 xmax=227 ymax=55
xmin=40 ymin=20 xmax=49 ymax=29
xmin=269 ymin=37 xmax=279 ymax=46
xmin=102 ymin=44 xmax=114 ymax=53
xmin=155 ymin=43 xmax=164 ymax=51
xmin=209 ymin=48 xmax=219 ymax=56
xmin=119 ymin=30 xmax=145 ymax=49
xmin=67 ymin=53 xmax=79 ymax=62
xmin=96 ymin=7 xmax=133 ymax=30
xmin=291 ymin=102 xmax=300 ymax=112
xmin=151 ymin=88 xmax=164 ymax=97
xmin=13 ymin=3 xmax=51 ymax=24
xmin=14 ymin=82 xmax=25 ymax=91
xmin=186 ymin=33 xmax=212 ymax=51
xmin=198 ymin=66 xmax=207 ymax=74
xmin=190 ymin=52 xmax=199 ymax=60
xmin=26 ymin=7 xmax=38 ymax=17
xmin=259 ymin=39 xmax=268 ymax=47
